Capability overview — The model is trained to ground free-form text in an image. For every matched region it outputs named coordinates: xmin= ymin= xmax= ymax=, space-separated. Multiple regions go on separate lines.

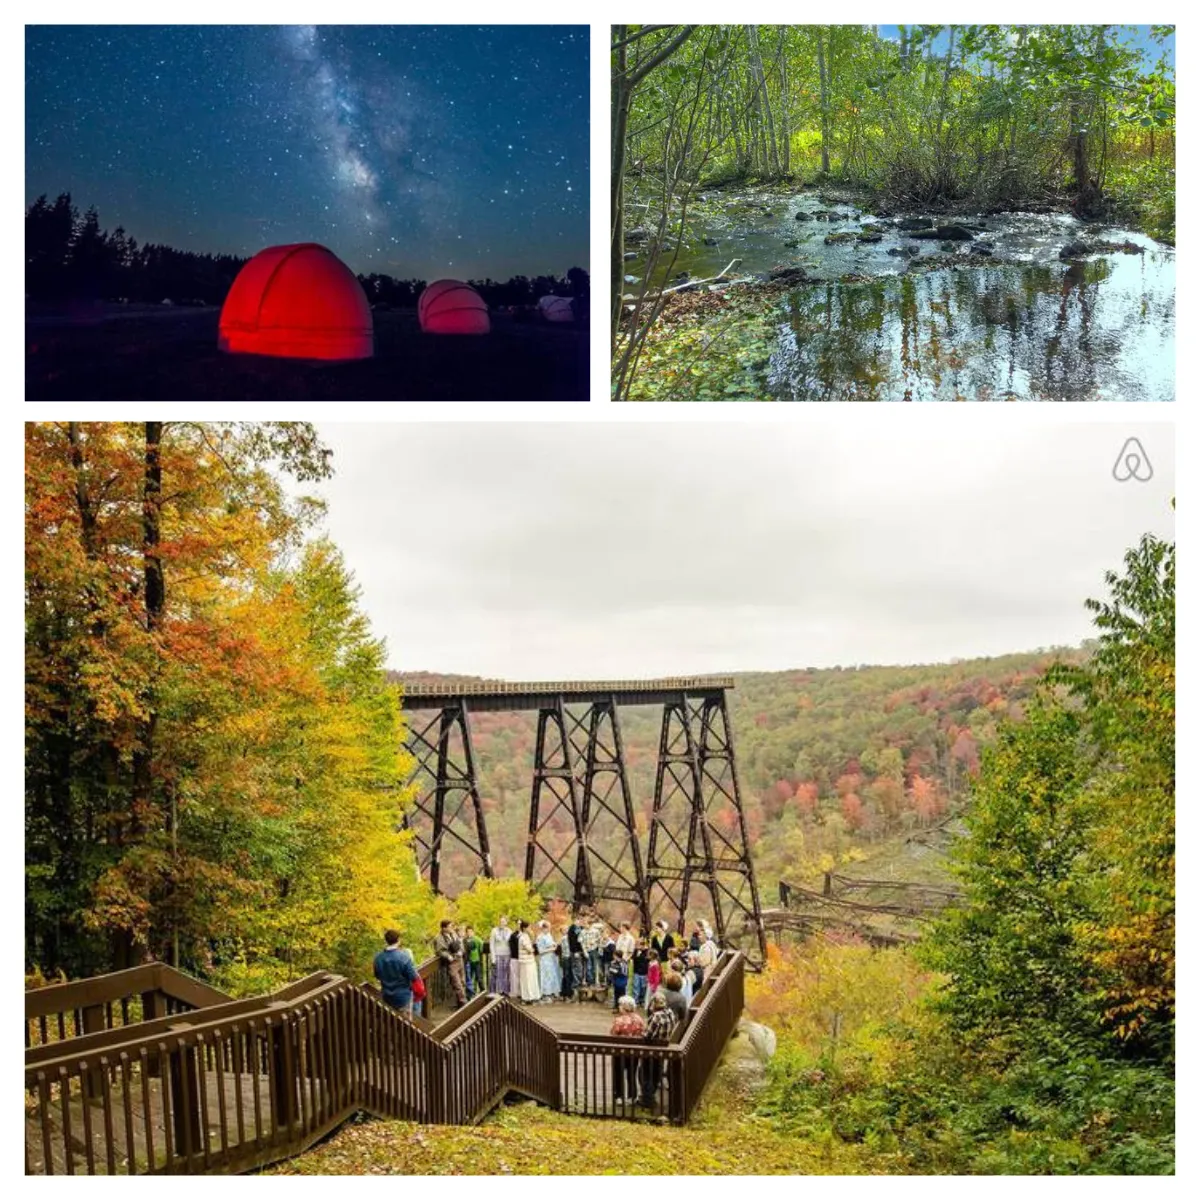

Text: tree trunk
xmin=611 ymin=28 xmax=631 ymax=343
xmin=129 ymin=422 xmax=164 ymax=961
xmin=728 ymin=99 xmax=746 ymax=173
xmin=936 ymin=26 xmax=956 ymax=147
xmin=778 ymin=31 xmax=791 ymax=175
xmin=816 ymin=29 xmax=831 ymax=175
xmin=610 ymin=26 xmax=697 ymax=344
xmin=746 ymin=26 xmax=779 ymax=177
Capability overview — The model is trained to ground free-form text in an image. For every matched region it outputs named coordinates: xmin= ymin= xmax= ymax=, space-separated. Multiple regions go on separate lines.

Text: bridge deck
xmin=400 ymin=677 xmax=735 ymax=711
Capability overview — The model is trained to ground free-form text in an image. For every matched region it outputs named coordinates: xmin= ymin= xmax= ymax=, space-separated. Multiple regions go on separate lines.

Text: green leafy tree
xmin=923 ymin=700 xmax=1097 ymax=1036
xmin=453 ymin=876 xmax=545 ymax=935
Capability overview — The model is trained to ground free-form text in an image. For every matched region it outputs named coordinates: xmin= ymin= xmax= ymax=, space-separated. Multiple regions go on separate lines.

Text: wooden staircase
xmin=25 ymin=951 xmax=745 ymax=1175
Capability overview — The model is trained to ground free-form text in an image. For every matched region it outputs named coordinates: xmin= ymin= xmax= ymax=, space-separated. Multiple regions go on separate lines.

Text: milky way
xmin=26 ymin=25 xmax=589 ymax=280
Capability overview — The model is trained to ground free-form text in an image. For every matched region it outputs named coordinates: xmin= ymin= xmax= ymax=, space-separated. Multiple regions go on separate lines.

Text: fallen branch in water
xmin=625 ymin=259 xmax=744 ymax=308
xmin=707 ymin=276 xmax=756 ymax=292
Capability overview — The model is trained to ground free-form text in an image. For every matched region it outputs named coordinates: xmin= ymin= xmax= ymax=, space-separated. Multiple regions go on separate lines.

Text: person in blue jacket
xmin=373 ymin=929 xmax=418 ymax=1017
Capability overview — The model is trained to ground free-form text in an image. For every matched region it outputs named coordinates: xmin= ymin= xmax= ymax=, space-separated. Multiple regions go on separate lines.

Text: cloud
xmin=308 ymin=422 xmax=1175 ymax=678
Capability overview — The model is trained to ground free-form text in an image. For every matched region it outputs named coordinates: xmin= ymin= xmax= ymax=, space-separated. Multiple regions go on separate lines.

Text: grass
xmin=266 ymin=1047 xmax=883 ymax=1175
xmin=26 ymin=307 xmax=589 ymax=403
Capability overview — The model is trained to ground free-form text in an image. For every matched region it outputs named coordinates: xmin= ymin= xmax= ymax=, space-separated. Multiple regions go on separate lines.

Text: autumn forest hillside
xmin=392 ymin=647 xmax=1084 ymax=896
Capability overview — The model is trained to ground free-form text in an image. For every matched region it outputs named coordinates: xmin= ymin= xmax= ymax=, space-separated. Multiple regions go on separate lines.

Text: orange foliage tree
xmin=26 ymin=422 xmax=437 ymax=987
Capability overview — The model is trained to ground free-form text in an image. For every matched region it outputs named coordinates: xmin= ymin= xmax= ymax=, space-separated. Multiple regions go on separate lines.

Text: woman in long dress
xmin=517 ymin=920 xmax=541 ymax=1003
xmin=489 ymin=917 xmax=511 ymax=994
xmin=536 ymin=921 xmax=561 ymax=1003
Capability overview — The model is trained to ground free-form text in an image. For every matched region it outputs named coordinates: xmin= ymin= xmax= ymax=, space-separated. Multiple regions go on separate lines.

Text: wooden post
xmin=268 ymin=1014 xmax=295 ymax=1136
xmin=427 ymin=1046 xmax=447 ymax=1125
xmin=81 ymin=1004 xmax=105 ymax=1098
xmin=166 ymin=1035 xmax=202 ymax=1161
xmin=141 ymin=991 xmax=165 ymax=1076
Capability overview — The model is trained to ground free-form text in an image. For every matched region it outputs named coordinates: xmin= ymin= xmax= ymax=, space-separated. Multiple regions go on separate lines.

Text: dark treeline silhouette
xmin=26 ymin=194 xmax=588 ymax=312
xmin=26 ymin=194 xmax=247 ymax=305
xmin=362 ymin=267 xmax=589 ymax=311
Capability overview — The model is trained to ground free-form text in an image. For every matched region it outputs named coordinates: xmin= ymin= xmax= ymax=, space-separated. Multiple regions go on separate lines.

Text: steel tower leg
xmin=402 ymin=701 xmax=492 ymax=896
xmin=645 ymin=690 xmax=766 ymax=966
xmin=525 ymin=696 xmax=591 ymax=901
xmin=576 ymin=697 xmax=650 ymax=928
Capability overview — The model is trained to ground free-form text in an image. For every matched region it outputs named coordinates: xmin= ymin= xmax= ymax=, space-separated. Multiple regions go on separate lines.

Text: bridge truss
xmin=401 ymin=678 xmax=767 ymax=966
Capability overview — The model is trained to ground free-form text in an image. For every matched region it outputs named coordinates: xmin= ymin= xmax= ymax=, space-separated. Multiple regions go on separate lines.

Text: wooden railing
xmin=25 ymin=951 xmax=744 ymax=1174
xmin=555 ymin=951 xmax=744 ymax=1123
xmin=675 ymin=949 xmax=745 ymax=1122
xmin=25 ymin=963 xmax=232 ymax=1050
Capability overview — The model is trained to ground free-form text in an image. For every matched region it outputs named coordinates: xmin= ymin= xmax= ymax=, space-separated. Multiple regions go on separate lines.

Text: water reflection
xmin=766 ymin=259 xmax=1174 ymax=401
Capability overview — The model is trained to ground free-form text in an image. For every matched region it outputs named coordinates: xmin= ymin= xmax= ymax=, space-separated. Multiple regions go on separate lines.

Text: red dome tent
xmin=418 ymin=279 xmax=490 ymax=334
xmin=218 ymin=243 xmax=373 ymax=360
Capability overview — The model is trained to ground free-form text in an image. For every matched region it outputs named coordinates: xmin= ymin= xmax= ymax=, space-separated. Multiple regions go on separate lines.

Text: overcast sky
xmin=308 ymin=422 xmax=1174 ymax=678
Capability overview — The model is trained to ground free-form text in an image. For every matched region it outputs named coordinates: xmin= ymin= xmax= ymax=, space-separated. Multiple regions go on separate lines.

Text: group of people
xmin=479 ymin=913 xmax=720 ymax=1014
xmin=373 ymin=914 xmax=721 ymax=1017
xmin=371 ymin=914 xmax=722 ymax=1110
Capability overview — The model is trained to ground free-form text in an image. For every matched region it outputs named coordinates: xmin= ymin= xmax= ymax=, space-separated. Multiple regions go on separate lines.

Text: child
xmin=608 ymin=949 xmax=629 ymax=1010
xmin=464 ymin=926 xmax=483 ymax=997
xmin=646 ymin=949 xmax=661 ymax=999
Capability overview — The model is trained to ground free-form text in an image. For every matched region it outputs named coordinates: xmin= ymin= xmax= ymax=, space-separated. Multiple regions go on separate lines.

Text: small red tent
xmin=218 ymin=243 xmax=373 ymax=360
xmin=418 ymin=279 xmax=490 ymax=334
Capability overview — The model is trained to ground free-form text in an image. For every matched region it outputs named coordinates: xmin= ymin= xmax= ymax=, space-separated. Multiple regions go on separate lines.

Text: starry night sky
xmin=26 ymin=25 xmax=589 ymax=280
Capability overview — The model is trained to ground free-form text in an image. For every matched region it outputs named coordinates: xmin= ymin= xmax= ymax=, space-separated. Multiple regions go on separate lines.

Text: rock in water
xmin=623 ymin=252 xmax=637 ymax=262
xmin=794 ymin=211 xmax=812 ymax=221
xmin=625 ymin=227 xmax=649 ymax=244
xmin=857 ymin=231 xmax=883 ymax=243
xmin=1059 ymin=241 xmax=1090 ymax=261
xmin=897 ymin=216 xmax=934 ymax=231
xmin=908 ymin=225 xmax=975 ymax=242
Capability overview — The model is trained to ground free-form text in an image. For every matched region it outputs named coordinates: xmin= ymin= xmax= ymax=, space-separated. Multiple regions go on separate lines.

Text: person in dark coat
xmin=507 ymin=925 xmax=521 ymax=996
xmin=373 ymin=929 xmax=418 ymax=1017
xmin=559 ymin=926 xmax=575 ymax=1000
xmin=567 ymin=920 xmax=585 ymax=989
xmin=434 ymin=919 xmax=468 ymax=1008
xmin=651 ymin=920 xmax=677 ymax=959
xmin=631 ymin=941 xmax=650 ymax=1008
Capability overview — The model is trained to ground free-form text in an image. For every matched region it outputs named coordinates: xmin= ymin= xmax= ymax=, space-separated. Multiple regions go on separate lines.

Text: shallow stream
xmin=625 ymin=187 xmax=1174 ymax=401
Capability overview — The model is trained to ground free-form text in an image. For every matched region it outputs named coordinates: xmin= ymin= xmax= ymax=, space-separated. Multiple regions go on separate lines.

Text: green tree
xmin=453 ymin=876 xmax=545 ymax=935
xmin=923 ymin=700 xmax=1097 ymax=1036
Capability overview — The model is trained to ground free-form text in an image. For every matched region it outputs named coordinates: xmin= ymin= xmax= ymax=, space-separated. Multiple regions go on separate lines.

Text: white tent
xmin=537 ymin=295 xmax=574 ymax=323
